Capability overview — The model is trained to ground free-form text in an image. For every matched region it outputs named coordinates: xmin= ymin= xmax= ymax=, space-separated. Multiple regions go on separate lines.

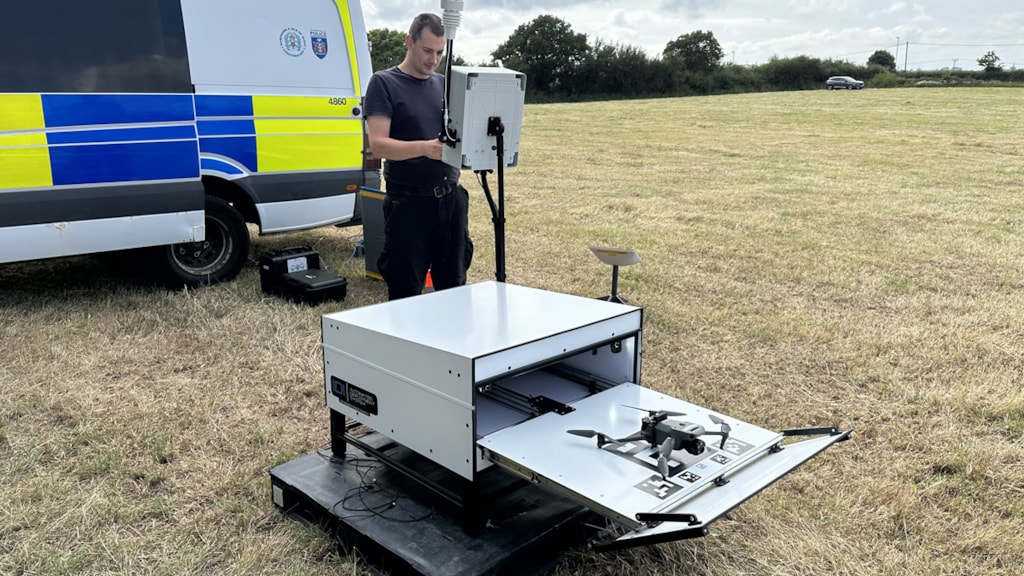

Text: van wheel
xmin=151 ymin=196 xmax=250 ymax=288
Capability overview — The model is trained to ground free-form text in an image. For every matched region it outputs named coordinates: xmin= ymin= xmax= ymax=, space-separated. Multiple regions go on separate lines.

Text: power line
xmin=831 ymin=48 xmax=878 ymax=59
xmin=828 ymin=41 xmax=1022 ymax=63
xmin=909 ymin=57 xmax=969 ymax=66
xmin=821 ymin=37 xmax=1021 ymax=70
xmin=913 ymin=41 xmax=1024 ymax=47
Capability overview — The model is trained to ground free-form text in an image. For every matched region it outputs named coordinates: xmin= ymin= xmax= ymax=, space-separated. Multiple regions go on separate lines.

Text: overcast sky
xmin=362 ymin=1 xmax=1024 ymax=71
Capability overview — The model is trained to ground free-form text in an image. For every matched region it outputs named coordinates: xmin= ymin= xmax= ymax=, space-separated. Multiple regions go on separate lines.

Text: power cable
xmin=315 ymin=445 xmax=435 ymax=524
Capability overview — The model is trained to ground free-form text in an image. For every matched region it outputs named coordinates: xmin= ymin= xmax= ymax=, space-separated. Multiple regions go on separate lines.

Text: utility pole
xmin=904 ymin=40 xmax=909 ymax=72
xmin=952 ymin=57 xmax=958 ymax=70
xmin=895 ymin=37 xmax=899 ymax=69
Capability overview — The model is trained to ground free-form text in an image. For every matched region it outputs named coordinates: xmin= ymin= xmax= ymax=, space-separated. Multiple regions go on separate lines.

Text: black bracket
xmin=440 ymin=126 xmax=459 ymax=146
xmin=635 ymin=512 xmax=700 ymax=526
xmin=781 ymin=426 xmax=842 ymax=437
xmin=528 ymin=395 xmax=575 ymax=415
xmin=771 ymin=426 xmax=851 ymax=454
xmin=487 ymin=116 xmax=504 ymax=137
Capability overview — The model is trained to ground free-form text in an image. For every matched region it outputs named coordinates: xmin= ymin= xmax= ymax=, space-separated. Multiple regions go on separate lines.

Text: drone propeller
xmin=622 ymin=405 xmax=686 ymax=418
xmin=656 ymin=437 xmax=674 ymax=479
xmin=704 ymin=414 xmax=732 ymax=449
xmin=566 ymin=429 xmax=618 ymax=448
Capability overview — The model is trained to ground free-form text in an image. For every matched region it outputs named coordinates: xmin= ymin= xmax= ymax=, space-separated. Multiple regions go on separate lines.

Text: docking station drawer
xmin=478 ymin=383 xmax=850 ymax=550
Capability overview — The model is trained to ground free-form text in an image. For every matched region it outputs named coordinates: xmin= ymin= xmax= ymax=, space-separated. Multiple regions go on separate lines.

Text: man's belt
xmin=386 ymin=182 xmax=456 ymax=198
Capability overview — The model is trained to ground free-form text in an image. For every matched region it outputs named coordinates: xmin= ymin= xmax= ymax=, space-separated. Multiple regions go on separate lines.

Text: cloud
xmin=882 ymin=2 xmax=907 ymax=15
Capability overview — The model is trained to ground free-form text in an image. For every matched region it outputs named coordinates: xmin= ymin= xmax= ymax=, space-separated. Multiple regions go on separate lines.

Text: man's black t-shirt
xmin=363 ymin=66 xmax=459 ymax=188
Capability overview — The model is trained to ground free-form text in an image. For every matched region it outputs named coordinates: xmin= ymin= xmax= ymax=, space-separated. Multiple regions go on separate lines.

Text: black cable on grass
xmin=315 ymin=445 xmax=434 ymax=523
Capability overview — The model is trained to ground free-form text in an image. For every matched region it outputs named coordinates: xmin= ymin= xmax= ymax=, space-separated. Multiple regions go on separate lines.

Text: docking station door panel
xmin=478 ymin=383 xmax=849 ymax=549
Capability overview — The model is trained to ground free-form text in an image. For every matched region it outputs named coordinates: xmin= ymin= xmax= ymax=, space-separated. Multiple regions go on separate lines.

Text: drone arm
xmin=615 ymin=432 xmax=646 ymax=443
xmin=701 ymin=430 xmax=730 ymax=449
xmin=706 ymin=415 xmax=732 ymax=449
xmin=567 ymin=429 xmax=618 ymax=448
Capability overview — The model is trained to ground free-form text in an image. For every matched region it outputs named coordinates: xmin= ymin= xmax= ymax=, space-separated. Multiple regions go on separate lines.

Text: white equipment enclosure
xmin=321 ymin=281 xmax=850 ymax=550
xmin=442 ymin=66 xmax=526 ymax=171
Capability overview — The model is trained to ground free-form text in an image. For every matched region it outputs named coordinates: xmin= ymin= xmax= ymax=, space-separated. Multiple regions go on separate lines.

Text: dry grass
xmin=2 ymin=87 xmax=1024 ymax=575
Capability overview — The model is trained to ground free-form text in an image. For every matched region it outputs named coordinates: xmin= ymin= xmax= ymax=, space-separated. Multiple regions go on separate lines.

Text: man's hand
xmin=367 ymin=115 xmax=444 ymax=161
xmin=423 ymin=138 xmax=443 ymax=160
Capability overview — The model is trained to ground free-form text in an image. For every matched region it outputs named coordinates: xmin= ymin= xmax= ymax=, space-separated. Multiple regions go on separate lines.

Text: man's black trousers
xmin=377 ymin=183 xmax=472 ymax=300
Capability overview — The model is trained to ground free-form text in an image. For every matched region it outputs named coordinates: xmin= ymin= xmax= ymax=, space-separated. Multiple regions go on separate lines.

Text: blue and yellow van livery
xmin=193 ymin=93 xmax=370 ymax=232
xmin=0 ymin=0 xmax=377 ymax=286
xmin=0 ymin=92 xmax=206 ymax=265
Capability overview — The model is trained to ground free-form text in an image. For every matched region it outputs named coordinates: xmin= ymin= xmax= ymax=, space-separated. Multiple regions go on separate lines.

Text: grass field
xmin=2 ymin=87 xmax=1023 ymax=575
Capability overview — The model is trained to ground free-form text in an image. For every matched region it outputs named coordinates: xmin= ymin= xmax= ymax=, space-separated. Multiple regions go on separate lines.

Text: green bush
xmin=869 ymin=71 xmax=901 ymax=88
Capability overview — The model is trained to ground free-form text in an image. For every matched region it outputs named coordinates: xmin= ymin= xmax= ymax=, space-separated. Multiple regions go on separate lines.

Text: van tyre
xmin=150 ymin=196 xmax=250 ymax=288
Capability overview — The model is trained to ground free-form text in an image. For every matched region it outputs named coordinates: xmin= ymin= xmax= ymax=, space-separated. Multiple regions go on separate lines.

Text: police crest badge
xmin=280 ymin=28 xmax=305 ymax=57
xmin=311 ymin=30 xmax=328 ymax=59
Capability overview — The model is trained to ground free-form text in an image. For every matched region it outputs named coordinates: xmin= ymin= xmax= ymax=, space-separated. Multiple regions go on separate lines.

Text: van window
xmin=181 ymin=0 xmax=355 ymax=96
xmin=0 ymin=0 xmax=190 ymax=93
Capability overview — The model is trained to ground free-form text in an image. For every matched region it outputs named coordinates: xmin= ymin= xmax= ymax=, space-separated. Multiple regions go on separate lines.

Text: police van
xmin=0 ymin=0 xmax=378 ymax=286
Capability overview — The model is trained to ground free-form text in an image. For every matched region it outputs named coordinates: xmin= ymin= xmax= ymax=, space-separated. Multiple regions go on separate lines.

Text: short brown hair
xmin=409 ymin=13 xmax=444 ymax=42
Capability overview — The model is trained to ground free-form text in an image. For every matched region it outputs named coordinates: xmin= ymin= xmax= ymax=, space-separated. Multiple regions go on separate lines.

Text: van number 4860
xmin=328 ymin=98 xmax=349 ymax=106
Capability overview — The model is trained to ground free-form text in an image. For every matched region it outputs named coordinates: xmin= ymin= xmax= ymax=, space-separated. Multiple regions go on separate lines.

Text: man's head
xmin=409 ymin=13 xmax=444 ymax=43
xmin=402 ymin=13 xmax=446 ymax=79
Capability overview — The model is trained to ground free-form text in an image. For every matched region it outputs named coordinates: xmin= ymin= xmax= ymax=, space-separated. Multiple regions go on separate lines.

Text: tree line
xmin=369 ymin=15 xmax=1024 ymax=103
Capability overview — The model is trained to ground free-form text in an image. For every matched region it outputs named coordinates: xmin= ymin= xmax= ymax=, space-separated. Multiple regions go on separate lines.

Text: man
xmin=364 ymin=13 xmax=472 ymax=300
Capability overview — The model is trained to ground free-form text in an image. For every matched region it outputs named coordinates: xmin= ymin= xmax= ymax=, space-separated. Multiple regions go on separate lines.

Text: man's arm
xmin=366 ymin=115 xmax=443 ymax=161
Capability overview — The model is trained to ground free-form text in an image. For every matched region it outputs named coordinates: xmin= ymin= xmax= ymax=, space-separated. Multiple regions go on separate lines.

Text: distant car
xmin=827 ymin=76 xmax=865 ymax=90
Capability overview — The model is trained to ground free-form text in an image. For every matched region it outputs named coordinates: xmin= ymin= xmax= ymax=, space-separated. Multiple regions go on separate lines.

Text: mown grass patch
xmin=2 ymin=87 xmax=1023 ymax=575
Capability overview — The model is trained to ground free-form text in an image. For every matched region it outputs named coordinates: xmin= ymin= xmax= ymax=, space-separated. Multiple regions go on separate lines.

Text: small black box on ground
xmin=279 ymin=268 xmax=347 ymax=305
xmin=259 ymin=246 xmax=321 ymax=295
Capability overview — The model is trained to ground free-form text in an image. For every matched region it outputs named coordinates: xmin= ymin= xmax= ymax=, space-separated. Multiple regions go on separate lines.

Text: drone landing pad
xmin=479 ymin=383 xmax=792 ymax=531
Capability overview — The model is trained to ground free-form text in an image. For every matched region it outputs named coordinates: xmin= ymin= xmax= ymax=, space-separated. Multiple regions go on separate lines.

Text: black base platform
xmin=270 ymin=433 xmax=605 ymax=576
